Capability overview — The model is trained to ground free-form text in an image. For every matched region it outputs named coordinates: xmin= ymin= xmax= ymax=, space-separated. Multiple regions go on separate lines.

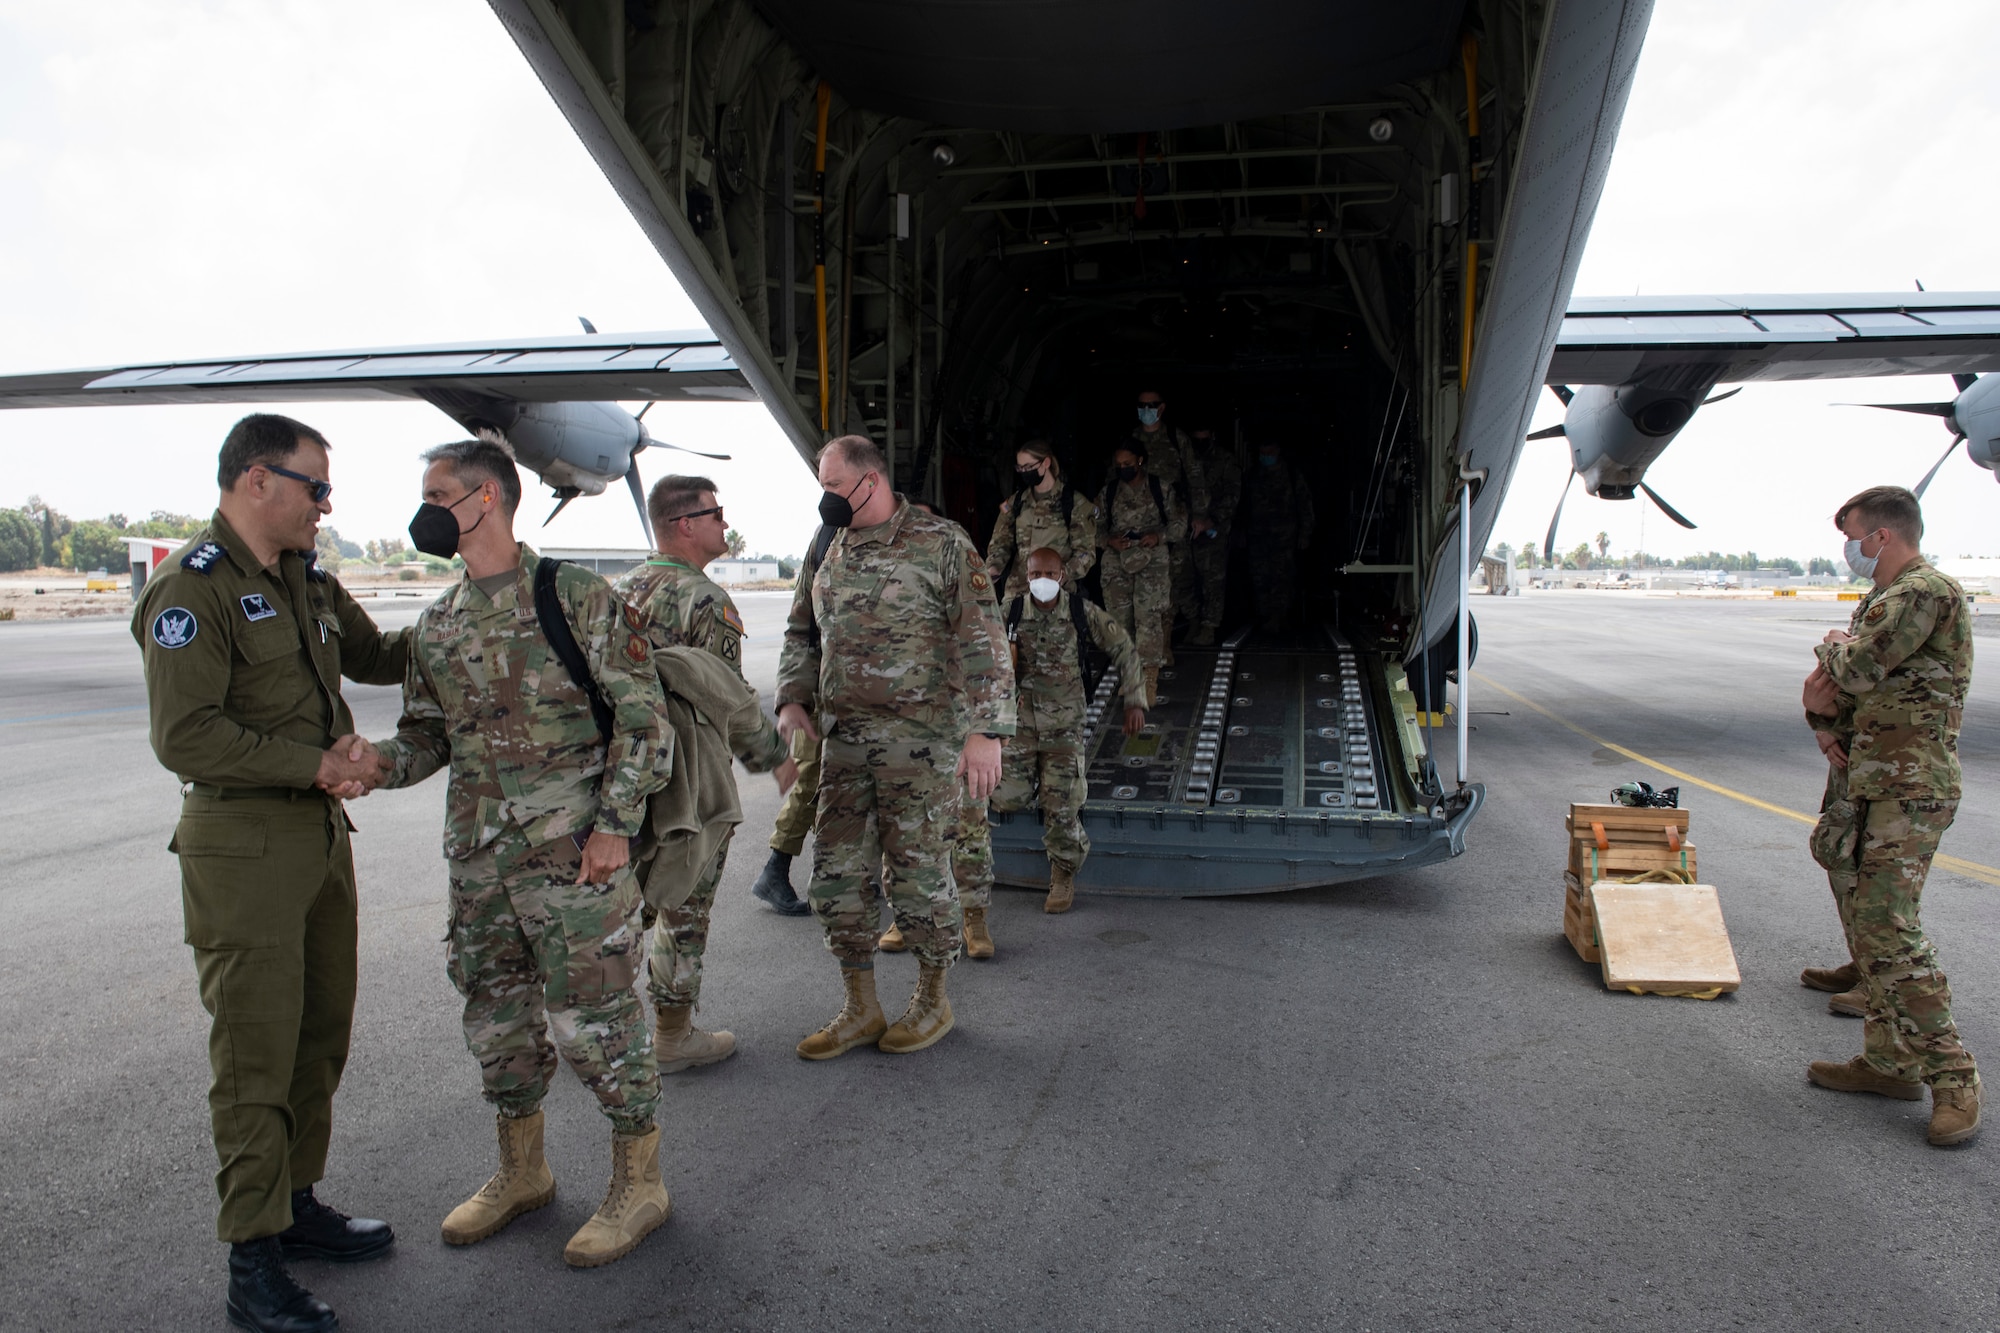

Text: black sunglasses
xmin=253 ymin=463 xmax=333 ymax=504
xmin=667 ymin=504 xmax=724 ymax=524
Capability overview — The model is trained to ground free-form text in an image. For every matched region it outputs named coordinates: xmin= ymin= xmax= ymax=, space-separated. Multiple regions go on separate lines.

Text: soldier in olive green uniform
xmin=994 ymin=548 xmax=1149 ymax=911
xmin=134 ymin=414 xmax=402 ymax=1333
xmin=1187 ymin=427 xmax=1242 ymax=645
xmin=615 ymin=475 xmax=795 ymax=1070
xmin=1131 ymin=388 xmax=1208 ymax=652
xmin=373 ymin=439 xmax=675 ymax=1268
xmin=1803 ymin=485 xmax=1979 ymax=1146
xmin=753 ymin=525 xmax=839 ymax=916
xmin=986 ymin=439 xmax=1099 ymax=601
xmin=1097 ymin=440 xmax=1187 ymax=703
xmin=777 ymin=437 xmax=1015 ymax=1059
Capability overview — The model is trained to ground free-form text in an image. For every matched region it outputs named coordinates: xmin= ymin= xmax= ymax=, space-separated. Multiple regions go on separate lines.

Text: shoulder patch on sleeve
xmin=970 ymin=569 xmax=991 ymax=593
xmin=624 ymin=632 xmax=650 ymax=665
xmin=1864 ymin=603 xmax=1888 ymax=623
xmin=180 ymin=541 xmax=224 ymax=573
xmin=151 ymin=607 xmax=198 ymax=648
xmin=721 ymin=603 xmax=744 ymax=634
xmin=622 ymin=602 xmax=647 ymax=636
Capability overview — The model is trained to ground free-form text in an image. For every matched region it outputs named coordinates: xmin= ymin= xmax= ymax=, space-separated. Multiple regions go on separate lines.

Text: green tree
xmin=131 ymin=510 xmax=203 ymax=539
xmin=1517 ymin=541 xmax=1538 ymax=569
xmin=0 ymin=510 xmax=38 ymax=572
xmin=723 ymin=527 xmax=747 ymax=558
xmin=22 ymin=496 xmax=71 ymax=567
xmin=1594 ymin=531 xmax=1610 ymax=561
xmin=69 ymin=520 xmax=128 ymax=573
xmin=313 ymin=528 xmax=345 ymax=574
xmin=1492 ymin=541 xmax=1514 ymax=568
xmin=1566 ymin=542 xmax=1592 ymax=570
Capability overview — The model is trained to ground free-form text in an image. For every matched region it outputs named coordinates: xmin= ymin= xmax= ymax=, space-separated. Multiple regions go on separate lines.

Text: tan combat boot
xmin=1801 ymin=961 xmax=1861 ymax=993
xmin=1807 ymin=1055 xmax=1923 ymax=1101
xmin=441 ymin=1110 xmax=557 ymax=1245
xmin=1827 ymin=987 xmax=1866 ymax=1018
xmin=796 ymin=965 xmax=888 ymax=1060
xmin=1044 ymin=861 xmax=1076 ymax=914
xmin=654 ymin=1004 xmax=736 ymax=1073
xmin=964 ymin=906 xmax=995 ymax=959
xmin=878 ymin=919 xmax=909 ymax=951
xmin=562 ymin=1127 xmax=672 ymax=1268
xmin=1929 ymin=1084 xmax=1982 ymax=1146
xmin=878 ymin=964 xmax=954 ymax=1054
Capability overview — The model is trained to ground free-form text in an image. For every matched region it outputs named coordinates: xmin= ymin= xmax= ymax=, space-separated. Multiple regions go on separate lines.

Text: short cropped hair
xmin=218 ymin=413 xmax=330 ymax=490
xmin=648 ymin=474 xmax=717 ymax=532
xmin=421 ymin=437 xmax=524 ymax=516
xmin=1834 ymin=485 xmax=1923 ymax=544
xmin=819 ymin=433 xmax=888 ymax=476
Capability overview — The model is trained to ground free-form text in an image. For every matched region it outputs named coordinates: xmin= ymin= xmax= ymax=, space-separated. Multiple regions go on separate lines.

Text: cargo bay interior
xmin=522 ymin=0 xmax=1547 ymax=881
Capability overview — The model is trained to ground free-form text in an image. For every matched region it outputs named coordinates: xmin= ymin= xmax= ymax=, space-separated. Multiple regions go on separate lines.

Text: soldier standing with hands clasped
xmin=133 ymin=413 xmax=404 ymax=1333
xmin=371 ymin=438 xmax=678 ymax=1266
xmin=614 ymin=475 xmax=797 ymax=1071
xmin=1801 ymin=484 xmax=1979 ymax=1146
xmin=776 ymin=435 xmax=1015 ymax=1059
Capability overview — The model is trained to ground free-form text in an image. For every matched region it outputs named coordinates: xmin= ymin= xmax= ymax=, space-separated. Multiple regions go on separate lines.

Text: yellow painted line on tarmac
xmin=1473 ymin=671 xmax=2000 ymax=888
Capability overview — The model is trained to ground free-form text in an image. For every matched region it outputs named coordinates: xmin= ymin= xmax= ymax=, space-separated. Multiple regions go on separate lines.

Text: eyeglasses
xmin=253 ymin=463 xmax=333 ymax=503
xmin=667 ymin=505 xmax=724 ymax=524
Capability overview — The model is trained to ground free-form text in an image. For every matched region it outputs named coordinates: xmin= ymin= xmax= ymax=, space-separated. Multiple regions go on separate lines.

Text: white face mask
xmin=1843 ymin=535 xmax=1878 ymax=579
xmin=1028 ymin=577 xmax=1062 ymax=604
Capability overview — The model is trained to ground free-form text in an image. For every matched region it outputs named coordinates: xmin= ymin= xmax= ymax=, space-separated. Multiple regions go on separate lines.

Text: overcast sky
xmin=0 ymin=0 xmax=1994 ymax=564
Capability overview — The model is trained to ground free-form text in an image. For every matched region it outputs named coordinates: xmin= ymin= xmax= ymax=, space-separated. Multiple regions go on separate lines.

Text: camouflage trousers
xmin=769 ymin=726 xmax=823 ymax=858
xmin=1192 ymin=532 xmax=1230 ymax=633
xmin=954 ymin=796 xmax=993 ymax=911
xmin=994 ymin=723 xmax=1090 ymax=870
xmin=645 ymin=827 xmax=732 ymax=1011
xmin=446 ymin=827 xmax=660 ymax=1134
xmin=1818 ymin=797 xmax=1979 ymax=1089
xmin=811 ymin=735 xmax=963 ymax=968
xmin=1249 ymin=542 xmax=1298 ymax=627
xmin=1170 ymin=538 xmax=1198 ymax=624
xmin=1102 ymin=544 xmax=1172 ymax=670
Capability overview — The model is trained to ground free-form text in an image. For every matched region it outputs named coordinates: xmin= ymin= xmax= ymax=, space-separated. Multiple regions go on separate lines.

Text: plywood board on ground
xmin=1590 ymin=882 xmax=1741 ymax=997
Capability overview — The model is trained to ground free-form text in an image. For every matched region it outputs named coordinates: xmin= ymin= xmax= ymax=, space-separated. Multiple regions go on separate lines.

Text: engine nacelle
xmin=502 ymin=401 xmax=643 ymax=496
xmin=1563 ymin=381 xmax=1711 ymax=498
xmin=1954 ymin=374 xmax=2000 ymax=480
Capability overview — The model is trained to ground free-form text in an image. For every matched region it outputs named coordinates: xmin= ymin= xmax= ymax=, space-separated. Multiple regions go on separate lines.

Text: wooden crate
xmin=1563 ymin=872 xmax=1600 ymax=962
xmin=1568 ymin=842 xmax=1698 ymax=881
xmin=1561 ymin=803 xmax=1695 ymax=963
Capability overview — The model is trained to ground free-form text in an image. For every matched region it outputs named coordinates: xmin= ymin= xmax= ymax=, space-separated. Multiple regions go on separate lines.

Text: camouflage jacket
xmin=1246 ymin=462 xmax=1315 ymax=547
xmin=1097 ymin=472 xmax=1188 ymax=548
xmin=1193 ymin=442 xmax=1242 ymax=537
xmin=614 ymin=555 xmax=786 ymax=771
xmin=1810 ymin=559 xmax=1970 ymax=800
xmin=987 ymin=482 xmax=1100 ymax=601
xmin=1128 ymin=425 xmax=1209 ymax=518
xmin=1003 ymin=590 xmax=1147 ymax=736
xmin=377 ymin=544 xmax=673 ymax=858
xmin=777 ymin=497 xmax=1016 ymax=746
xmin=132 ymin=511 xmax=407 ymax=788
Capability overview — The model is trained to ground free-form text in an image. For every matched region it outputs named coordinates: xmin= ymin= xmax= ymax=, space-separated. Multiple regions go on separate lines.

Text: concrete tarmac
xmin=1 ymin=589 xmax=1995 ymax=1331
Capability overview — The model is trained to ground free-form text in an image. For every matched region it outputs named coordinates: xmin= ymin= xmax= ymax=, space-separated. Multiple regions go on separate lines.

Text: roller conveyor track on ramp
xmin=991 ymin=627 xmax=1480 ymax=896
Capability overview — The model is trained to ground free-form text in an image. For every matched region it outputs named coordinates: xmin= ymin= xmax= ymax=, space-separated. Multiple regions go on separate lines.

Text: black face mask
xmin=817 ymin=474 xmax=872 ymax=529
xmin=1015 ymin=465 xmax=1042 ymax=482
xmin=1116 ymin=464 xmax=1140 ymax=482
xmin=408 ymin=487 xmax=486 ymax=559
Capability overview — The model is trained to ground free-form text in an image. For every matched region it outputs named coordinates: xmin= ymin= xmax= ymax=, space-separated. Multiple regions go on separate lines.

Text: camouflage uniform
xmin=1245 ymin=459 xmax=1315 ymax=629
xmin=614 ymin=556 xmax=787 ymax=1011
xmin=777 ymin=498 xmax=1015 ymax=969
xmin=993 ymin=591 xmax=1147 ymax=871
xmin=1807 ymin=559 xmax=1977 ymax=1090
xmin=1189 ymin=438 xmax=1242 ymax=636
xmin=1130 ymin=425 xmax=1208 ymax=633
xmin=1096 ymin=473 xmax=1186 ymax=671
xmin=377 ymin=545 xmax=673 ymax=1134
xmin=952 ymin=798 xmax=994 ymax=911
xmin=986 ymin=482 xmax=1100 ymax=602
xmin=133 ymin=513 xmax=407 ymax=1243
xmin=769 ymin=725 xmax=822 ymax=858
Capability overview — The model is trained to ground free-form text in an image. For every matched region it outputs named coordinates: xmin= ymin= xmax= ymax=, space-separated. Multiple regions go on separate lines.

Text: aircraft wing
xmin=1548 ymin=292 xmax=2000 ymax=387
xmin=0 ymin=330 xmax=755 ymax=409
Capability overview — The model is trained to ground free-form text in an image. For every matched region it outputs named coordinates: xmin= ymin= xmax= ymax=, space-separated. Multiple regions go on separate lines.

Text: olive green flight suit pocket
xmin=1809 ymin=798 xmax=1863 ymax=871
xmin=174 ymin=813 xmax=278 ymax=948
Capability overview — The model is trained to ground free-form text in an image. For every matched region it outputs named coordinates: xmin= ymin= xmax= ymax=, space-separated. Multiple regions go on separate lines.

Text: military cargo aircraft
xmin=4 ymin=0 xmax=1998 ymax=895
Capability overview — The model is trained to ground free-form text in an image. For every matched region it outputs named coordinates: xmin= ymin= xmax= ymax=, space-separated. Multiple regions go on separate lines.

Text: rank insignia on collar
xmin=181 ymin=541 xmax=224 ymax=573
xmin=239 ymin=593 xmax=278 ymax=622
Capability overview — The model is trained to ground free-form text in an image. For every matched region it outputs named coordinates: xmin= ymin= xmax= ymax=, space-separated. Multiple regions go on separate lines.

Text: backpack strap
xmin=805 ymin=523 xmax=836 ymax=653
xmin=533 ymin=557 xmax=614 ymax=745
xmin=994 ymin=489 xmax=1029 ymax=593
xmin=1147 ymin=475 xmax=1170 ymax=534
xmin=1068 ymin=591 xmax=1100 ymax=697
xmin=1005 ymin=594 xmax=1025 ymax=640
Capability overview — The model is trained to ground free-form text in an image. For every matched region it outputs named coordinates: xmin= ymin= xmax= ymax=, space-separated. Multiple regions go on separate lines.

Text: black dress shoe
xmin=279 ymin=1187 xmax=395 ymax=1263
xmin=227 ymin=1236 xmax=339 ymax=1333
xmin=751 ymin=851 xmax=813 ymax=916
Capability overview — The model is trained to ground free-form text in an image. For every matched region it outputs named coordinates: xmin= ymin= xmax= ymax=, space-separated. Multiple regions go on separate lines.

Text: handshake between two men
xmin=316 ymin=735 xmax=393 ymax=800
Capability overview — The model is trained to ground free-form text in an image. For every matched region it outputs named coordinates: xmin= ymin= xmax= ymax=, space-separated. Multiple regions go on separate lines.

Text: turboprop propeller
xmin=1529 ymin=382 xmax=1735 ymax=560
xmin=1841 ymin=374 xmax=2000 ymax=497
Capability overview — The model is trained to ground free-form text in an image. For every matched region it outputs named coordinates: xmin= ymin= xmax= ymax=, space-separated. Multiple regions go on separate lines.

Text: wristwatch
xmin=979 ymin=732 xmax=1003 ymax=740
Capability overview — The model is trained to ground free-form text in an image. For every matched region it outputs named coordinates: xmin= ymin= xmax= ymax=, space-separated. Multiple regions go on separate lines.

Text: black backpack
xmin=532 ymin=556 xmax=615 ymax=745
xmin=1005 ymin=590 xmax=1103 ymax=698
